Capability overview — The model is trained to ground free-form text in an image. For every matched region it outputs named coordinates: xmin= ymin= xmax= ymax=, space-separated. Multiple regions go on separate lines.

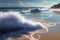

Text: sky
xmin=0 ymin=0 xmax=60 ymax=8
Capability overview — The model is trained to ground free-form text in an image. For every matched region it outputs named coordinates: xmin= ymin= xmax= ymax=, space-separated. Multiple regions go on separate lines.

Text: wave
xmin=0 ymin=11 xmax=48 ymax=40
xmin=0 ymin=11 xmax=47 ymax=32
xmin=1 ymin=11 xmax=58 ymax=40
xmin=21 ymin=8 xmax=49 ymax=13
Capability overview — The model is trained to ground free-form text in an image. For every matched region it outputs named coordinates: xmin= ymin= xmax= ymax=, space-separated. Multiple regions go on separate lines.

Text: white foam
xmin=0 ymin=11 xmax=47 ymax=29
xmin=0 ymin=11 xmax=50 ymax=40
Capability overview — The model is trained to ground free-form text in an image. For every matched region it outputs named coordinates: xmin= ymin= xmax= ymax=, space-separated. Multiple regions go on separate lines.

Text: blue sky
xmin=0 ymin=0 xmax=60 ymax=8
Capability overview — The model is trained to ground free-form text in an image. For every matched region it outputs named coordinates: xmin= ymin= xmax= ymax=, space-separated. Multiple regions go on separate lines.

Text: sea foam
xmin=0 ymin=11 xmax=46 ymax=29
xmin=0 ymin=11 xmax=54 ymax=40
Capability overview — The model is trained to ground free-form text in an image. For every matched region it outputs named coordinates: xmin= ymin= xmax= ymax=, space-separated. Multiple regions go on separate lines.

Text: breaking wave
xmin=0 ymin=11 xmax=45 ymax=29
xmin=0 ymin=11 xmax=59 ymax=40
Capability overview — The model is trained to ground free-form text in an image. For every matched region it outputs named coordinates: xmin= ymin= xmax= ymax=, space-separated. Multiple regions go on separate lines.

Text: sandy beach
xmin=2 ymin=20 xmax=60 ymax=40
xmin=51 ymin=8 xmax=60 ymax=15
xmin=0 ymin=0 xmax=60 ymax=40
xmin=51 ymin=8 xmax=60 ymax=12
xmin=3 ymin=32 xmax=60 ymax=40
xmin=40 ymin=32 xmax=60 ymax=40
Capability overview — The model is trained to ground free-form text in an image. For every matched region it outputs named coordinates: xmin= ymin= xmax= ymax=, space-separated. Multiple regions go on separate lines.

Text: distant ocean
xmin=0 ymin=7 xmax=60 ymax=40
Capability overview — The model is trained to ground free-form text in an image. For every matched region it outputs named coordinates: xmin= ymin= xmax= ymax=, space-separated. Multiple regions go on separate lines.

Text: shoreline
xmin=51 ymin=8 xmax=60 ymax=12
xmin=50 ymin=8 xmax=60 ymax=15
xmin=2 ymin=31 xmax=60 ymax=40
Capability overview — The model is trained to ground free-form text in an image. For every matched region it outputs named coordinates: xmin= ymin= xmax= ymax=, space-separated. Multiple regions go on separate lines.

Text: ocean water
xmin=20 ymin=8 xmax=60 ymax=32
xmin=0 ymin=7 xmax=60 ymax=40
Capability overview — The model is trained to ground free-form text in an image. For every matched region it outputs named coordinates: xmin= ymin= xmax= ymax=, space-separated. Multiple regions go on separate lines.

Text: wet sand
xmin=40 ymin=32 xmax=60 ymax=40
xmin=2 ymin=29 xmax=46 ymax=40
xmin=3 ymin=32 xmax=60 ymax=40
xmin=51 ymin=8 xmax=60 ymax=12
xmin=2 ymin=21 xmax=60 ymax=40
xmin=16 ymin=32 xmax=60 ymax=40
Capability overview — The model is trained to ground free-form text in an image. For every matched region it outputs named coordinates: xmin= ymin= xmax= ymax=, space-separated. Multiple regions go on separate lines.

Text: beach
xmin=51 ymin=8 xmax=60 ymax=12
xmin=51 ymin=8 xmax=60 ymax=15
xmin=40 ymin=9 xmax=60 ymax=40
xmin=40 ymin=32 xmax=60 ymax=40
xmin=1 ymin=8 xmax=60 ymax=40
xmin=0 ymin=0 xmax=60 ymax=40
xmin=2 ymin=22 xmax=60 ymax=40
xmin=3 ymin=32 xmax=60 ymax=40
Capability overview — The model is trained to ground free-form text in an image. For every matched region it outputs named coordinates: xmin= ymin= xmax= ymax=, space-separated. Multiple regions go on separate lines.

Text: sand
xmin=51 ymin=8 xmax=60 ymax=12
xmin=40 ymin=32 xmax=60 ymax=40
xmin=51 ymin=8 xmax=60 ymax=15
xmin=2 ymin=21 xmax=60 ymax=40
xmin=4 ymin=32 xmax=60 ymax=40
